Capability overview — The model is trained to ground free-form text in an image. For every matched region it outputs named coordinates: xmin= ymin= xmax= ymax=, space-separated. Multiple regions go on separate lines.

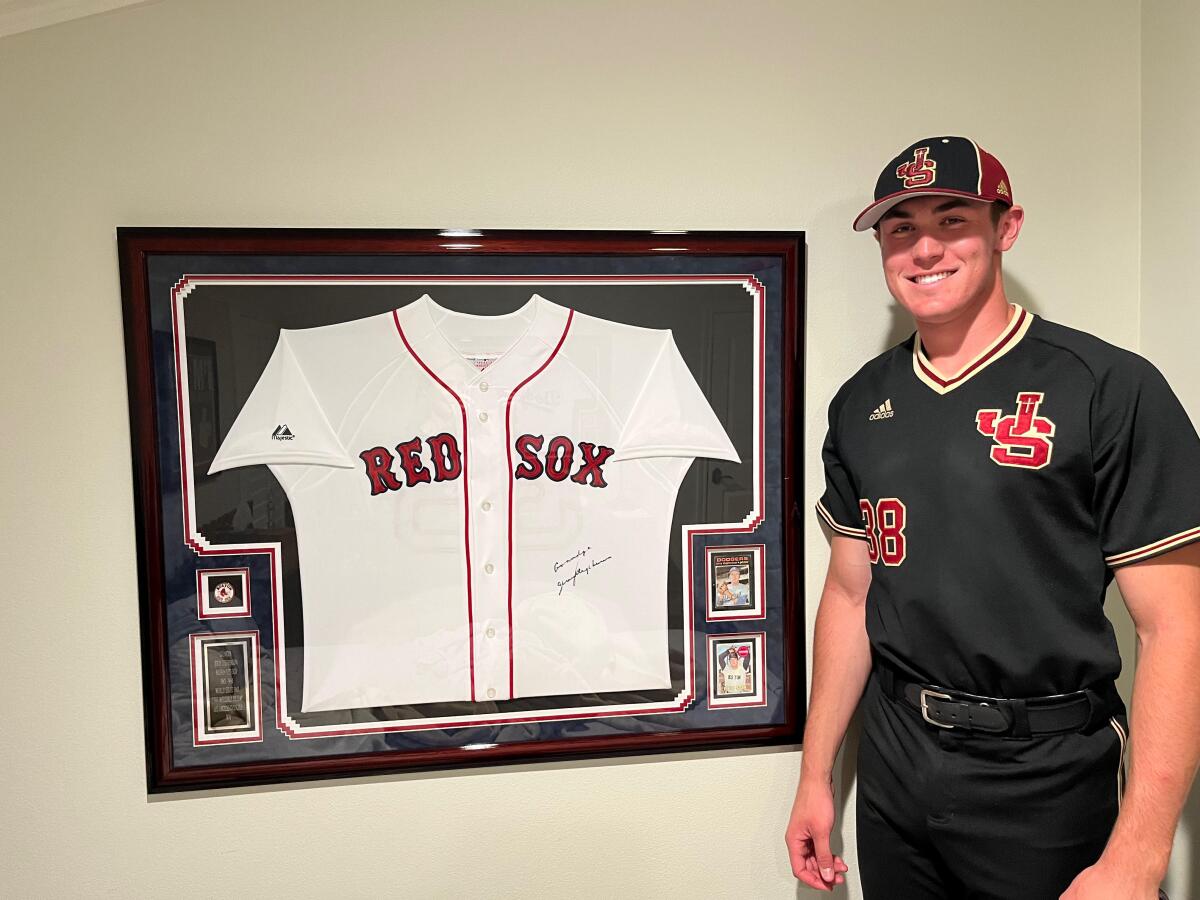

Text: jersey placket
xmin=463 ymin=373 xmax=512 ymax=702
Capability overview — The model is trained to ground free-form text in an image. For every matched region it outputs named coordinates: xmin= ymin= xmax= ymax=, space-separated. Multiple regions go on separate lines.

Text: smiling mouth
xmin=908 ymin=269 xmax=958 ymax=285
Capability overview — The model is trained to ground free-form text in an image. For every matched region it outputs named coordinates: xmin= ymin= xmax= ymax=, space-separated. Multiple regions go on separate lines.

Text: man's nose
xmin=913 ymin=234 xmax=945 ymax=266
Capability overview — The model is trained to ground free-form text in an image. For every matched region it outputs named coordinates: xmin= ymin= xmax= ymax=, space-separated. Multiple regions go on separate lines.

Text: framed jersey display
xmin=118 ymin=228 xmax=805 ymax=790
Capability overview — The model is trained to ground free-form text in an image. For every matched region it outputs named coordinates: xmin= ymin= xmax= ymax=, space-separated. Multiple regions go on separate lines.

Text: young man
xmin=786 ymin=136 xmax=1200 ymax=898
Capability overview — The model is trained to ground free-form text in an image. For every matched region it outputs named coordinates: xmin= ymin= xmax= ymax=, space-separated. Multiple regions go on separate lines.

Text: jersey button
xmin=479 ymin=382 xmax=489 ymax=392
xmin=485 ymin=626 xmax=496 ymax=639
xmin=481 ymin=500 xmax=492 ymax=512
xmin=484 ymin=563 xmax=495 ymax=575
xmin=478 ymin=411 xmax=489 ymax=423
xmin=486 ymin=688 xmax=496 ymax=699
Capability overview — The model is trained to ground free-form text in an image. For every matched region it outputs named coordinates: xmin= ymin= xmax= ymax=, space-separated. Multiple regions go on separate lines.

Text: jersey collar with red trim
xmin=912 ymin=304 xmax=1034 ymax=395
xmin=392 ymin=293 xmax=572 ymax=392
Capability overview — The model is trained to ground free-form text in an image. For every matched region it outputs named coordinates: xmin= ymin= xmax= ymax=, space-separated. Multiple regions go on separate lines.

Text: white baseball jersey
xmin=209 ymin=293 xmax=739 ymax=711
xmin=720 ymin=664 xmax=751 ymax=694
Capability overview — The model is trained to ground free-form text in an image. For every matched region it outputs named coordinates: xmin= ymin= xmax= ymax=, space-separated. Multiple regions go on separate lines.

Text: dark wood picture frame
xmin=118 ymin=228 xmax=805 ymax=791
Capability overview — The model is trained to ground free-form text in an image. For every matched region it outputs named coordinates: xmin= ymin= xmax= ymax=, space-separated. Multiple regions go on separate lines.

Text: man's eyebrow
xmin=879 ymin=205 xmax=913 ymax=222
xmin=932 ymin=198 xmax=972 ymax=213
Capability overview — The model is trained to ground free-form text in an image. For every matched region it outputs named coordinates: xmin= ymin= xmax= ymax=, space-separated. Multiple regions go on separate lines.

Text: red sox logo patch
xmin=896 ymin=147 xmax=937 ymax=188
xmin=976 ymin=392 xmax=1056 ymax=469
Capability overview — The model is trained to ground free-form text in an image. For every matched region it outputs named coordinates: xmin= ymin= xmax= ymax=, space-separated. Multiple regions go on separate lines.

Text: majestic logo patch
xmin=868 ymin=399 xmax=894 ymax=421
xmin=896 ymin=147 xmax=937 ymax=188
xmin=976 ymin=392 xmax=1055 ymax=469
xmin=996 ymin=179 xmax=1010 ymax=198
xmin=272 ymin=424 xmax=295 ymax=441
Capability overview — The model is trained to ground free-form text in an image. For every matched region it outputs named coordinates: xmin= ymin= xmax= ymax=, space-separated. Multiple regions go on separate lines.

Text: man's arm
xmin=785 ymin=532 xmax=873 ymax=891
xmin=1062 ymin=541 xmax=1200 ymax=899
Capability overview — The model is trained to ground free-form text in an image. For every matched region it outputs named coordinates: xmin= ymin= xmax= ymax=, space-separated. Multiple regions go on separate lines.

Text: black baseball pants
xmin=855 ymin=673 xmax=1128 ymax=900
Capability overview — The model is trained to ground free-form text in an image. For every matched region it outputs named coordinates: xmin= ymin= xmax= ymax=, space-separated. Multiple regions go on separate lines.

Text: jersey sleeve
xmin=608 ymin=331 xmax=740 ymax=464
xmin=208 ymin=331 xmax=354 ymax=474
xmin=1092 ymin=357 xmax=1200 ymax=568
xmin=815 ymin=390 xmax=868 ymax=540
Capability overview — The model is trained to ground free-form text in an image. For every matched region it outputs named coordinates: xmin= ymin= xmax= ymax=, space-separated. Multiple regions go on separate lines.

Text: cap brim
xmin=852 ymin=188 xmax=1002 ymax=232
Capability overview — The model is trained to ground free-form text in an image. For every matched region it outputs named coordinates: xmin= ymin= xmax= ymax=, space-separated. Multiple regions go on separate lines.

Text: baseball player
xmin=718 ymin=645 xmax=752 ymax=695
xmin=785 ymin=136 xmax=1200 ymax=898
xmin=716 ymin=566 xmax=751 ymax=608
xmin=209 ymin=292 xmax=738 ymax=711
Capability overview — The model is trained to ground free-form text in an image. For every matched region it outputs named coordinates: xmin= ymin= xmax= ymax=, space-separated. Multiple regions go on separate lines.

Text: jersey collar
xmin=391 ymin=293 xmax=573 ymax=392
xmin=912 ymin=304 xmax=1034 ymax=395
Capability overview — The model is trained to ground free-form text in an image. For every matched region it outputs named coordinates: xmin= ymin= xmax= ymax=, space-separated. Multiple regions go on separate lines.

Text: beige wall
xmin=1 ymin=0 xmax=1186 ymax=897
xmin=1142 ymin=0 xmax=1200 ymax=893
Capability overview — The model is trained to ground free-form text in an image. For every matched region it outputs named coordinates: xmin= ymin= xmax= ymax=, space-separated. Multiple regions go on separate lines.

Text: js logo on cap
xmin=896 ymin=147 xmax=937 ymax=188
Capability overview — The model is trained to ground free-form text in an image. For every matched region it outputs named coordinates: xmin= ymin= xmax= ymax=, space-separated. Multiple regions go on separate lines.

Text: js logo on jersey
xmin=896 ymin=147 xmax=937 ymax=188
xmin=975 ymin=392 xmax=1056 ymax=469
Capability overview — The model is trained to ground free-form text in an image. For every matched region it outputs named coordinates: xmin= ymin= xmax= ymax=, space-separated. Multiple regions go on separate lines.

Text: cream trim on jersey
xmin=1105 ymin=524 xmax=1200 ymax=567
xmin=1109 ymin=716 xmax=1128 ymax=812
xmin=815 ymin=500 xmax=868 ymax=539
xmin=912 ymin=304 xmax=1034 ymax=395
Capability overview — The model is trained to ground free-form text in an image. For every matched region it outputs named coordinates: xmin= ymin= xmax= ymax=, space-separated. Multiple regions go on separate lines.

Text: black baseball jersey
xmin=817 ymin=304 xmax=1200 ymax=697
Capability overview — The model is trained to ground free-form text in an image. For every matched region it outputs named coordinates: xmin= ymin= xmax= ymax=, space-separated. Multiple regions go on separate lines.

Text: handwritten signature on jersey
xmin=553 ymin=546 xmax=613 ymax=595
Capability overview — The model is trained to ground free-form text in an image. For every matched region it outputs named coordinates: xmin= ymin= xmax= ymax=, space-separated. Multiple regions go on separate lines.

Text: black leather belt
xmin=876 ymin=663 xmax=1105 ymax=737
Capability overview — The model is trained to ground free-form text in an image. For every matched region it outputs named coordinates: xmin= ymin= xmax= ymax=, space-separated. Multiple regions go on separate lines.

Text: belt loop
xmin=1082 ymin=688 xmax=1107 ymax=731
xmin=1002 ymin=698 xmax=1031 ymax=738
xmin=875 ymin=659 xmax=895 ymax=699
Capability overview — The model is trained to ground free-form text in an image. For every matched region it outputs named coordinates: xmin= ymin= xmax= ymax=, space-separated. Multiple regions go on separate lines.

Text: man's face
xmin=729 ymin=568 xmax=741 ymax=584
xmin=875 ymin=196 xmax=1022 ymax=324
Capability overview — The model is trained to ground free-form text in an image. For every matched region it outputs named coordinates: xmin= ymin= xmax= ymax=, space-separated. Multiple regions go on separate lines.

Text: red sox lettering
xmin=358 ymin=432 xmax=463 ymax=495
xmin=513 ymin=434 xmax=614 ymax=487
xmin=358 ymin=433 xmax=615 ymax=496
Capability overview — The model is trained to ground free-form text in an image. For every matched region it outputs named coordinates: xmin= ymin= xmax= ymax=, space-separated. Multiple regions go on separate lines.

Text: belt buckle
xmin=920 ymin=688 xmax=955 ymax=729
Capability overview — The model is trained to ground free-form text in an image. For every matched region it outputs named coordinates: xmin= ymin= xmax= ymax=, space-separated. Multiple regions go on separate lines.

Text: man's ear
xmin=997 ymin=205 xmax=1024 ymax=251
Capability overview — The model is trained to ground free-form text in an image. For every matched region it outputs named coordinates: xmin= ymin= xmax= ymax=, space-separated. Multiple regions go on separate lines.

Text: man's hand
xmin=1058 ymin=857 xmax=1161 ymax=899
xmin=785 ymin=777 xmax=849 ymax=891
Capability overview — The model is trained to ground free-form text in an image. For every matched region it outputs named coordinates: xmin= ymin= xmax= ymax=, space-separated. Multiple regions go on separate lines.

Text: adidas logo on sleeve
xmin=868 ymin=399 xmax=895 ymax=421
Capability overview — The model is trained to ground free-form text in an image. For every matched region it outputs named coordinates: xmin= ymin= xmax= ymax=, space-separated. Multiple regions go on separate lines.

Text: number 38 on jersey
xmin=859 ymin=497 xmax=908 ymax=566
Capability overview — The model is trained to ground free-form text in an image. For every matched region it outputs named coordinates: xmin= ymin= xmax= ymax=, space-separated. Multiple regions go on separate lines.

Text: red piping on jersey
xmin=392 ymin=309 xmax=477 ymax=702
xmin=1106 ymin=525 xmax=1200 ymax=566
xmin=916 ymin=306 xmax=1028 ymax=388
xmin=506 ymin=309 xmax=575 ymax=698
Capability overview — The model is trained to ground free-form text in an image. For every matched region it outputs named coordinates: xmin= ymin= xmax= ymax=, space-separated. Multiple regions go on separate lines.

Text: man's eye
xmin=890 ymin=224 xmax=912 ymax=235
xmin=942 ymin=216 xmax=965 ymax=225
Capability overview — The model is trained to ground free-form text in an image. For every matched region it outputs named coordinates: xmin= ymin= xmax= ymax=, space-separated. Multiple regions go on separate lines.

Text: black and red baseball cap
xmin=853 ymin=136 xmax=1013 ymax=232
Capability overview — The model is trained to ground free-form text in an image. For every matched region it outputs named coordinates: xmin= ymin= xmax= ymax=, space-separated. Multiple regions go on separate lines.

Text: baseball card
xmin=708 ymin=632 xmax=767 ymax=708
xmin=706 ymin=545 xmax=765 ymax=620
